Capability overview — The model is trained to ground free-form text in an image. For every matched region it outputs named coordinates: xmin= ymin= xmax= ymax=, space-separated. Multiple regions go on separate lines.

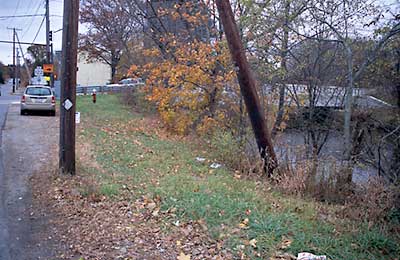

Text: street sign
xmin=43 ymin=64 xmax=54 ymax=73
xmin=63 ymin=99 xmax=73 ymax=110
xmin=34 ymin=66 xmax=43 ymax=77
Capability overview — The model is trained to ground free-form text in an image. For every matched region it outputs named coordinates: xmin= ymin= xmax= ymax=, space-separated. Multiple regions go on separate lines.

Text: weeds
xmin=75 ymin=94 xmax=400 ymax=259
xmin=344 ymin=177 xmax=399 ymax=225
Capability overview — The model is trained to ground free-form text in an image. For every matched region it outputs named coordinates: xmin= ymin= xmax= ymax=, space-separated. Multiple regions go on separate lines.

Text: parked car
xmin=106 ymin=78 xmax=145 ymax=89
xmin=20 ymin=85 xmax=56 ymax=116
xmin=119 ymin=78 xmax=144 ymax=86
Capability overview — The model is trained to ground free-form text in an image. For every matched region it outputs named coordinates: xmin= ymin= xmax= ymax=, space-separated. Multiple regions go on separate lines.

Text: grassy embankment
xmin=76 ymin=94 xmax=399 ymax=260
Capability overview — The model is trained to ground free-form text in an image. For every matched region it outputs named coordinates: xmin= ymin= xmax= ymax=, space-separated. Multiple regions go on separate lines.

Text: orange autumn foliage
xmin=130 ymin=39 xmax=237 ymax=135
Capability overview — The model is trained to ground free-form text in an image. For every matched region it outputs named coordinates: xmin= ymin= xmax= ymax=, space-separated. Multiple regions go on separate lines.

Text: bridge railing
xmin=76 ymin=84 xmax=143 ymax=95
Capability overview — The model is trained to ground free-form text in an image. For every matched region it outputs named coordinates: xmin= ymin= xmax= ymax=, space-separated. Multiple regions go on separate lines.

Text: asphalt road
xmin=0 ymin=82 xmax=21 ymax=260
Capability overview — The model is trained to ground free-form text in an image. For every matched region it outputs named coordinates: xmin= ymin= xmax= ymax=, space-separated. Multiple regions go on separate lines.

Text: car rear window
xmin=26 ymin=87 xmax=52 ymax=96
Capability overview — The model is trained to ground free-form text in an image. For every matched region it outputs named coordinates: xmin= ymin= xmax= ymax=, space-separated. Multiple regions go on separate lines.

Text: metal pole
xmin=13 ymin=29 xmax=15 ymax=93
xmin=51 ymin=43 xmax=54 ymax=88
xmin=46 ymin=0 xmax=51 ymax=64
xmin=59 ymin=0 xmax=79 ymax=175
xmin=46 ymin=0 xmax=55 ymax=88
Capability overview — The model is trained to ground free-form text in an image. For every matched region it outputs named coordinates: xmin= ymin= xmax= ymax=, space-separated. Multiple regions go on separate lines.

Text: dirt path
xmin=1 ymin=104 xmax=59 ymax=260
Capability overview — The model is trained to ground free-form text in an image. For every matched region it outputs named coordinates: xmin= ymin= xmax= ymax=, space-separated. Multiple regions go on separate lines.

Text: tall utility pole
xmin=215 ymin=0 xmax=277 ymax=175
xmin=46 ymin=0 xmax=51 ymax=64
xmin=7 ymin=28 xmax=22 ymax=93
xmin=59 ymin=0 xmax=79 ymax=175
xmin=45 ymin=0 xmax=54 ymax=88
xmin=16 ymin=49 xmax=20 ymax=90
xmin=13 ymin=29 xmax=15 ymax=93
xmin=15 ymin=31 xmax=33 ymax=84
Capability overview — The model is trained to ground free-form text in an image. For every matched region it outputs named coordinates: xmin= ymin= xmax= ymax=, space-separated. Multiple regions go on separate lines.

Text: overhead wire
xmin=31 ymin=15 xmax=46 ymax=45
xmin=6 ymin=0 xmax=22 ymax=29
xmin=22 ymin=1 xmax=45 ymax=39
xmin=25 ymin=0 xmax=35 ymax=14
xmin=0 ymin=14 xmax=45 ymax=19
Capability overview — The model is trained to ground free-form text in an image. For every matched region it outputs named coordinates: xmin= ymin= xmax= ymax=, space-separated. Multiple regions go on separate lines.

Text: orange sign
xmin=43 ymin=64 xmax=54 ymax=73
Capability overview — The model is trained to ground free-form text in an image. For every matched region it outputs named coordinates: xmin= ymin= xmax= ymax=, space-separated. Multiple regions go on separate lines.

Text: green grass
xmin=76 ymin=94 xmax=399 ymax=260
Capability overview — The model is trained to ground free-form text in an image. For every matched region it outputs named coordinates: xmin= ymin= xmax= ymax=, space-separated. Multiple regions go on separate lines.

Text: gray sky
xmin=0 ymin=0 xmax=65 ymax=65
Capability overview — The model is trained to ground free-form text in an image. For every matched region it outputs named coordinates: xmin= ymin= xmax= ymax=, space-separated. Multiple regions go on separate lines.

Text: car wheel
xmin=20 ymin=110 xmax=25 ymax=115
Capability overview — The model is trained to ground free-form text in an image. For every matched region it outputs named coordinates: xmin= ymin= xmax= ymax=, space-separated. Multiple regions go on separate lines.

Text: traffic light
xmin=49 ymin=31 xmax=53 ymax=42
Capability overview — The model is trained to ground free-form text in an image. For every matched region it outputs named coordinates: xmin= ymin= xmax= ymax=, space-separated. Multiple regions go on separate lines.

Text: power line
xmin=25 ymin=0 xmax=35 ymax=14
xmin=0 ymin=14 xmax=45 ymax=19
xmin=7 ymin=0 xmax=22 ymax=29
xmin=31 ymin=15 xmax=46 ymax=44
xmin=22 ymin=1 xmax=45 ymax=39
xmin=0 ymin=40 xmax=46 ymax=46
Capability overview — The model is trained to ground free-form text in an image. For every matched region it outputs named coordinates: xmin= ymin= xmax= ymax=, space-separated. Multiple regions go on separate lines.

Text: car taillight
xmin=21 ymin=95 xmax=26 ymax=103
xmin=51 ymin=96 xmax=55 ymax=104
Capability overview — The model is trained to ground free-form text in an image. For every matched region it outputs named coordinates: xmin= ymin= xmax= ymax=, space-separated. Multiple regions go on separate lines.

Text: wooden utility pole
xmin=7 ymin=28 xmax=21 ymax=93
xmin=59 ymin=0 xmax=79 ymax=175
xmin=15 ymin=31 xmax=33 ymax=83
xmin=16 ymin=49 xmax=20 ymax=90
xmin=215 ymin=0 xmax=278 ymax=175
xmin=13 ymin=28 xmax=17 ymax=93
xmin=12 ymin=29 xmax=15 ymax=93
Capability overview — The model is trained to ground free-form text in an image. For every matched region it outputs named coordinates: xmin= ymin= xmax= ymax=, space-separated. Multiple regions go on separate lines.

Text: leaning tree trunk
xmin=216 ymin=0 xmax=278 ymax=175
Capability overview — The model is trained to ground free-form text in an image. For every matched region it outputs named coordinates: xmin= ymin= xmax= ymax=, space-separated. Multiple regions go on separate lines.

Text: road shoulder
xmin=2 ymin=104 xmax=60 ymax=260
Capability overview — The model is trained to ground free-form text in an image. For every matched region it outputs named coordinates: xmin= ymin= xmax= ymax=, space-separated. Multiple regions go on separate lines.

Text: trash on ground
xmin=210 ymin=163 xmax=222 ymax=169
xmin=195 ymin=157 xmax=206 ymax=162
xmin=297 ymin=252 xmax=327 ymax=260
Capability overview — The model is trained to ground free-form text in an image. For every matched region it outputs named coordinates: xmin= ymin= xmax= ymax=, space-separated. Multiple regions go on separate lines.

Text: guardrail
xmin=76 ymin=84 xmax=143 ymax=95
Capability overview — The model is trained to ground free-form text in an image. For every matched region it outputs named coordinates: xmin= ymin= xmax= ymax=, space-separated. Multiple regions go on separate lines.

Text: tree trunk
xmin=344 ymin=45 xmax=353 ymax=161
xmin=272 ymin=0 xmax=290 ymax=137
xmin=216 ymin=0 xmax=278 ymax=175
xmin=111 ymin=65 xmax=116 ymax=83
xmin=110 ymin=51 xmax=119 ymax=83
xmin=343 ymin=45 xmax=354 ymax=184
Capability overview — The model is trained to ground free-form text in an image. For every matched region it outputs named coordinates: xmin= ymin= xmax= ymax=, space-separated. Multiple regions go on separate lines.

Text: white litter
xmin=195 ymin=157 xmax=206 ymax=162
xmin=297 ymin=252 xmax=327 ymax=260
xmin=210 ymin=163 xmax=222 ymax=169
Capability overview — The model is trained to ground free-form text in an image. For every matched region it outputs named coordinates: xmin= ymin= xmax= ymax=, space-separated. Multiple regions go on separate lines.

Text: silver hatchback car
xmin=20 ymin=85 xmax=56 ymax=116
